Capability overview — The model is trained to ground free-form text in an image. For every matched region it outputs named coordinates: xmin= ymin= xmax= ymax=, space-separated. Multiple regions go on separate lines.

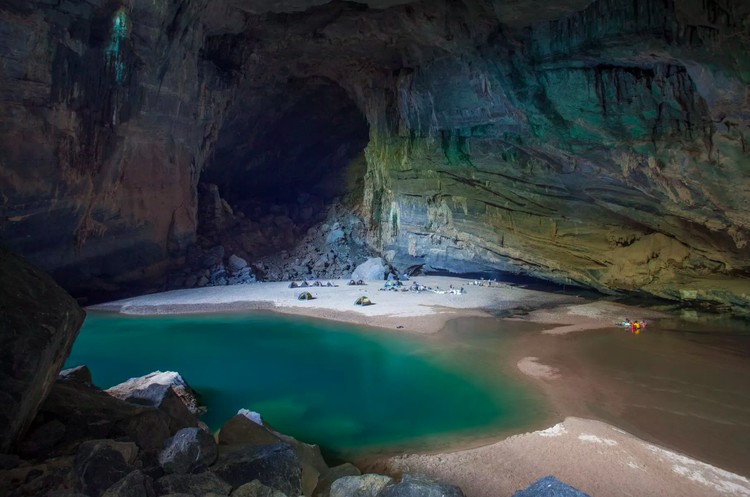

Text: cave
xmin=198 ymin=77 xmax=370 ymax=259
xmin=1 ymin=1 xmax=750 ymax=496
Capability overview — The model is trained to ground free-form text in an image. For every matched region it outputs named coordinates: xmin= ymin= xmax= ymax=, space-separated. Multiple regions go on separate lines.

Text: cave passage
xmin=203 ymin=77 xmax=369 ymax=231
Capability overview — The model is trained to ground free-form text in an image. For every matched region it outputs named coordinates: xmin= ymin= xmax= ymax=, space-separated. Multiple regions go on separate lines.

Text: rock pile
xmin=163 ymin=200 xmax=378 ymax=289
xmin=0 ymin=367 xmax=487 ymax=497
xmin=254 ymin=203 xmax=375 ymax=282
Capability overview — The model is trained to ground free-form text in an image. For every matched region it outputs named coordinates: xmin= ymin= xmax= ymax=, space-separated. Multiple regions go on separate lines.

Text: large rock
xmin=159 ymin=427 xmax=218 ymax=474
xmin=511 ymin=476 xmax=591 ymax=497
xmin=379 ymin=475 xmax=464 ymax=497
xmin=330 ymin=474 xmax=393 ymax=497
xmin=218 ymin=414 xmax=281 ymax=447
xmin=231 ymin=479 xmax=288 ymax=497
xmin=351 ymin=258 xmax=386 ymax=281
xmin=59 ymin=365 xmax=93 ymax=386
xmin=106 ymin=371 xmax=202 ymax=432
xmin=0 ymin=247 xmax=85 ymax=453
xmin=106 ymin=371 xmax=201 ymax=414
xmin=314 ymin=463 xmax=362 ymax=497
xmin=212 ymin=443 xmax=302 ymax=496
xmin=29 ymin=380 xmax=177 ymax=452
xmin=155 ymin=471 xmax=232 ymax=496
xmin=74 ymin=440 xmax=136 ymax=497
xmin=101 ymin=470 xmax=156 ymax=497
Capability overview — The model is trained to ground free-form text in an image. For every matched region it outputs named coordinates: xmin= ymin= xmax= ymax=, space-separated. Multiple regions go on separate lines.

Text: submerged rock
xmin=0 ymin=247 xmax=86 ymax=452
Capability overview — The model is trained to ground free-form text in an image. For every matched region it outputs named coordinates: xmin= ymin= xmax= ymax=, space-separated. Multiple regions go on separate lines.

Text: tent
xmin=354 ymin=296 xmax=373 ymax=306
xmin=288 ymin=282 xmax=299 ymax=288
xmin=297 ymin=292 xmax=315 ymax=301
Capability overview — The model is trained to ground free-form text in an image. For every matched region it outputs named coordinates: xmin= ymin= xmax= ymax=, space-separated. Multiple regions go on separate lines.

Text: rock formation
xmin=0 ymin=246 xmax=85 ymax=453
xmin=0 ymin=0 xmax=748 ymax=311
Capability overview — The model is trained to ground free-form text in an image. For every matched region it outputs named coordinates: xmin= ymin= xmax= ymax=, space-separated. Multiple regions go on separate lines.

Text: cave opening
xmin=199 ymin=77 xmax=370 ymax=265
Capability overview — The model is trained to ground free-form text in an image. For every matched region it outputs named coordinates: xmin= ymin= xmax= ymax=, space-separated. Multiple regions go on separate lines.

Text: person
xmin=633 ymin=320 xmax=641 ymax=334
xmin=629 ymin=320 xmax=636 ymax=333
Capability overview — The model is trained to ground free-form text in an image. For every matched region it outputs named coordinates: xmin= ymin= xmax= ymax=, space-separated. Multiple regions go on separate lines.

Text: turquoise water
xmin=65 ymin=312 xmax=542 ymax=457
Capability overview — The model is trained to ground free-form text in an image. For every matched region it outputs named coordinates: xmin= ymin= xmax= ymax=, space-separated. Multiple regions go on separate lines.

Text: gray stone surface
xmin=330 ymin=474 xmax=393 ymax=497
xmin=511 ymin=476 xmax=591 ymax=497
xmin=155 ymin=471 xmax=232 ymax=496
xmin=59 ymin=365 xmax=93 ymax=385
xmin=101 ymin=469 xmax=156 ymax=497
xmin=379 ymin=475 xmax=463 ymax=497
xmin=352 ymin=258 xmax=386 ymax=281
xmin=74 ymin=440 xmax=134 ymax=497
xmin=159 ymin=427 xmax=218 ymax=474
xmin=231 ymin=479 xmax=288 ymax=497
xmin=212 ymin=442 xmax=302 ymax=495
xmin=0 ymin=247 xmax=85 ymax=452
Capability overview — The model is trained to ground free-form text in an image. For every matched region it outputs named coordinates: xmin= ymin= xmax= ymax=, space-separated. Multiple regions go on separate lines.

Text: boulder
xmin=231 ymin=479 xmax=288 ymax=497
xmin=0 ymin=247 xmax=86 ymax=452
xmin=511 ymin=476 xmax=591 ymax=497
xmin=101 ymin=469 xmax=156 ymax=497
xmin=272 ymin=434 xmax=328 ymax=497
xmin=156 ymin=471 xmax=232 ymax=496
xmin=229 ymin=254 xmax=249 ymax=272
xmin=74 ymin=440 xmax=136 ymax=497
xmin=159 ymin=427 xmax=218 ymax=474
xmin=314 ymin=463 xmax=361 ymax=497
xmin=218 ymin=414 xmax=280 ymax=447
xmin=17 ymin=419 xmax=66 ymax=458
xmin=330 ymin=474 xmax=393 ymax=497
xmin=379 ymin=475 xmax=464 ymax=497
xmin=33 ymin=380 xmax=173 ymax=452
xmin=59 ymin=365 xmax=93 ymax=385
xmin=106 ymin=371 xmax=201 ymax=414
xmin=212 ymin=442 xmax=302 ymax=496
xmin=105 ymin=371 xmax=201 ymax=432
xmin=351 ymin=258 xmax=386 ymax=281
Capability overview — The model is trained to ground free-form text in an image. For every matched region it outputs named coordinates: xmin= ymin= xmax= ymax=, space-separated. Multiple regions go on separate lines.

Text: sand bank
xmin=89 ymin=276 xmax=584 ymax=333
xmin=368 ymin=417 xmax=750 ymax=497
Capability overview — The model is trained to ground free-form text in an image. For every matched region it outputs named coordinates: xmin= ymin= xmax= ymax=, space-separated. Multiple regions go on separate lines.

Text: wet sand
xmin=90 ymin=277 xmax=750 ymax=496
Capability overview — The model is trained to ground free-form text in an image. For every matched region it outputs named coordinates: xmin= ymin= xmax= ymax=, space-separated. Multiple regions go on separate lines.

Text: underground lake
xmin=63 ymin=312 xmax=548 ymax=458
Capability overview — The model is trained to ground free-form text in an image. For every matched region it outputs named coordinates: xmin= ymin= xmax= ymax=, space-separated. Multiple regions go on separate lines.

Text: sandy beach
xmin=90 ymin=276 xmax=750 ymax=497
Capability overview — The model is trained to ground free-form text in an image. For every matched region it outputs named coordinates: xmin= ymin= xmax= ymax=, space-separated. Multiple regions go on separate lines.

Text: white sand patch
xmin=647 ymin=445 xmax=750 ymax=496
xmin=517 ymin=357 xmax=561 ymax=380
xmin=537 ymin=423 xmax=567 ymax=437
xmin=578 ymin=434 xmax=618 ymax=446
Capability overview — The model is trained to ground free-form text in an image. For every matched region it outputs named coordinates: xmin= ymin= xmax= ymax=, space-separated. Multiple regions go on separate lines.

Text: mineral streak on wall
xmin=0 ymin=0 xmax=748 ymax=311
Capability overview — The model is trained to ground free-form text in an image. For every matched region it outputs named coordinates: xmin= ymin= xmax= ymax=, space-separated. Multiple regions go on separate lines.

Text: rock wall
xmin=0 ymin=0 xmax=237 ymax=300
xmin=0 ymin=0 xmax=748 ymax=311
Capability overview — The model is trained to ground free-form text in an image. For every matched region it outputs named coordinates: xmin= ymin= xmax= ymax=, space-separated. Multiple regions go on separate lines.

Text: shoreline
xmin=88 ymin=276 xmax=750 ymax=496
